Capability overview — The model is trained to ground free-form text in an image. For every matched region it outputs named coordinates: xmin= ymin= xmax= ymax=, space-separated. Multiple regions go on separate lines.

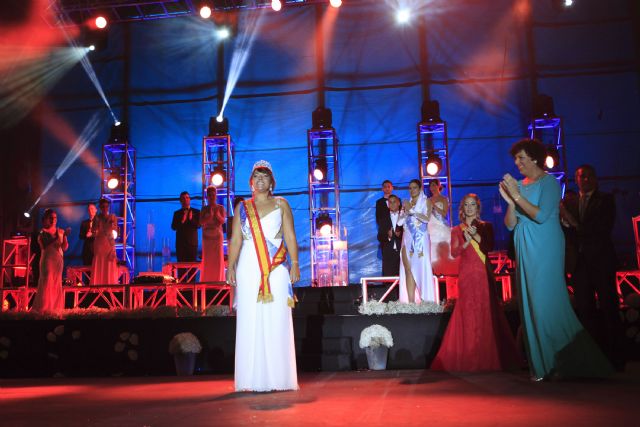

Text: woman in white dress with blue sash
xmin=227 ymin=160 xmax=300 ymax=392
xmin=398 ymin=179 xmax=436 ymax=303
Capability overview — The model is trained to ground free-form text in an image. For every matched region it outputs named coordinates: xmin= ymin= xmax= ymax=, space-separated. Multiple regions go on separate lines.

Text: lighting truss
xmin=48 ymin=0 xmax=339 ymax=26
xmin=528 ymin=117 xmax=567 ymax=194
xmin=417 ymin=120 xmax=452 ymax=221
xmin=102 ymin=141 xmax=136 ymax=277
xmin=307 ymin=127 xmax=348 ymax=287
xmin=202 ymin=133 xmax=235 ymax=250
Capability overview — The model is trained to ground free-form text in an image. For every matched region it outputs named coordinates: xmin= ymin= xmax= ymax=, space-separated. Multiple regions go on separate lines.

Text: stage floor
xmin=2 ymin=365 xmax=639 ymax=426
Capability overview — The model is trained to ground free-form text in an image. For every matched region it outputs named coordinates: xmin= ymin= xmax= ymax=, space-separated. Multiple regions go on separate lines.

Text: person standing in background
xmin=171 ymin=191 xmax=200 ymax=263
xmin=79 ymin=203 xmax=97 ymax=266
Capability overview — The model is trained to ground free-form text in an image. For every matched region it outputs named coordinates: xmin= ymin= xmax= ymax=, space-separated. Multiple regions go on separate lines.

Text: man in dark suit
xmin=560 ymin=164 xmax=623 ymax=368
xmin=377 ymin=194 xmax=403 ymax=276
xmin=171 ymin=191 xmax=200 ymax=263
xmin=79 ymin=203 xmax=97 ymax=265
xmin=375 ymin=180 xmax=393 ymax=228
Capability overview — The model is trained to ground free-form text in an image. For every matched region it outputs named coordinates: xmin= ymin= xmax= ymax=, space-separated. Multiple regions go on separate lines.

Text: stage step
xmin=297 ymin=336 xmax=353 ymax=371
xmin=293 ymin=286 xmax=362 ymax=315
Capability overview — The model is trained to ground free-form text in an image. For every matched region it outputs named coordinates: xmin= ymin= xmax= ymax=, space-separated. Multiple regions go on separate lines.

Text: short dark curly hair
xmin=509 ymin=138 xmax=546 ymax=167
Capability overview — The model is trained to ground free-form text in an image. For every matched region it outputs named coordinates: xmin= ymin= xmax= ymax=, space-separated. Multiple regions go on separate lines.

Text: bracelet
xmin=513 ymin=194 xmax=521 ymax=202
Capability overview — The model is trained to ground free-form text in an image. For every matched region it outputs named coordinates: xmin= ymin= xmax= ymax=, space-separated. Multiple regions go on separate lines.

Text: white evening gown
xmin=399 ymin=193 xmax=436 ymax=303
xmin=234 ymin=205 xmax=298 ymax=392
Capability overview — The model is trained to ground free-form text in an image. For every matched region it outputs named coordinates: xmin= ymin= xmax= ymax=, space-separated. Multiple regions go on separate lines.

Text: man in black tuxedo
xmin=375 ymin=180 xmax=393 ymax=228
xmin=377 ymin=194 xmax=403 ymax=276
xmin=560 ymin=164 xmax=623 ymax=368
xmin=79 ymin=203 xmax=97 ymax=265
xmin=171 ymin=191 xmax=200 ymax=263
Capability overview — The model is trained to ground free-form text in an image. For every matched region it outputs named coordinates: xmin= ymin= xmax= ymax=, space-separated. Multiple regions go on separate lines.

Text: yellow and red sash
xmin=244 ymin=200 xmax=288 ymax=303
xmin=461 ymin=223 xmax=486 ymax=264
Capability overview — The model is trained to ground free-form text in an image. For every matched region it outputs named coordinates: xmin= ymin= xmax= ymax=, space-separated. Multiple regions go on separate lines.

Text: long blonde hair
xmin=458 ymin=193 xmax=481 ymax=223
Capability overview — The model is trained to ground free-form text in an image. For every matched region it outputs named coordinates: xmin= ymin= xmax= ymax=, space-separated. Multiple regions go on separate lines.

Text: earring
xmin=533 ymin=160 xmax=537 ymax=164
xmin=269 ymin=186 xmax=273 ymax=192
xmin=251 ymin=185 xmax=255 ymax=192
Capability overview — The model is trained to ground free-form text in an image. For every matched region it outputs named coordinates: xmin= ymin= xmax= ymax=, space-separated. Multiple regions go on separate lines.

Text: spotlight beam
xmin=28 ymin=113 xmax=103 ymax=212
xmin=0 ymin=46 xmax=87 ymax=128
xmin=218 ymin=9 xmax=265 ymax=119
xmin=58 ymin=15 xmax=119 ymax=124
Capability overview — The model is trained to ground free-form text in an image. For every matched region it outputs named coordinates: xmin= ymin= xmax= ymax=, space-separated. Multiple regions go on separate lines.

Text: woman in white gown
xmin=90 ymin=198 xmax=119 ymax=285
xmin=427 ymin=179 xmax=455 ymax=275
xmin=399 ymin=179 xmax=436 ymax=303
xmin=227 ymin=160 xmax=300 ymax=392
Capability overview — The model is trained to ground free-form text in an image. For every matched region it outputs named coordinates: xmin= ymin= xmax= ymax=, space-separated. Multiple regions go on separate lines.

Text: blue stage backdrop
xmin=39 ymin=0 xmax=640 ymax=285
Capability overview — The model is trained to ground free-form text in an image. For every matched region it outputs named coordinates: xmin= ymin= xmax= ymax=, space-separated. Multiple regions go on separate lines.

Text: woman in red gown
xmin=431 ymin=194 xmax=521 ymax=372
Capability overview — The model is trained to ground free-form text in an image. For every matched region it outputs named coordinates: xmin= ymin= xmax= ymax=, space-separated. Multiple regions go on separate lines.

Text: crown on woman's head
xmin=252 ymin=160 xmax=272 ymax=172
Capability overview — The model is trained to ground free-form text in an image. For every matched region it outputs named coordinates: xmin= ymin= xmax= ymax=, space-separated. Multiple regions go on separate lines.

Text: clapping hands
xmin=499 ymin=173 xmax=520 ymax=205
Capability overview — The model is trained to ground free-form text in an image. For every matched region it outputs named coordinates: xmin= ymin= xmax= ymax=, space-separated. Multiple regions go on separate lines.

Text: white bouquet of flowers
xmin=168 ymin=332 xmax=202 ymax=355
xmin=359 ymin=324 xmax=394 ymax=349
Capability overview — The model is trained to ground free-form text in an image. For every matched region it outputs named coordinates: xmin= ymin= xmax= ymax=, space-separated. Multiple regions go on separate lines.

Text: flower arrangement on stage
xmin=168 ymin=332 xmax=202 ymax=355
xmin=358 ymin=300 xmax=446 ymax=315
xmin=359 ymin=324 xmax=394 ymax=349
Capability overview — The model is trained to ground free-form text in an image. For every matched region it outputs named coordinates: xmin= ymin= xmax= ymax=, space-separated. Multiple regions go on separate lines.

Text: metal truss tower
xmin=202 ymin=134 xmax=235 ymax=244
xmin=417 ymin=120 xmax=452 ymax=221
xmin=529 ymin=117 xmax=567 ymax=194
xmin=102 ymin=139 xmax=136 ymax=277
xmin=308 ymin=128 xmax=348 ymax=287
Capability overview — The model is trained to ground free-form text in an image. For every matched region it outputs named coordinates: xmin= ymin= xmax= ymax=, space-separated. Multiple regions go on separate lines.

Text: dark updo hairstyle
xmin=250 ymin=167 xmax=276 ymax=192
xmin=428 ymin=178 xmax=443 ymax=192
xmin=98 ymin=197 xmax=110 ymax=207
xmin=509 ymin=138 xmax=546 ymax=167
xmin=458 ymin=193 xmax=482 ymax=223
xmin=43 ymin=208 xmax=56 ymax=221
xmin=409 ymin=178 xmax=422 ymax=189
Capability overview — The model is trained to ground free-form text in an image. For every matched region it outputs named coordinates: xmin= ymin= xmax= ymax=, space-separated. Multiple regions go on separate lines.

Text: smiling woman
xmin=226 ymin=160 xmax=300 ymax=392
xmin=499 ymin=138 xmax=613 ymax=380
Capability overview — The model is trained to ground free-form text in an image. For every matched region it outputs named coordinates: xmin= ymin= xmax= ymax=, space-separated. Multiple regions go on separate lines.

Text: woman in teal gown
xmin=499 ymin=139 xmax=612 ymax=380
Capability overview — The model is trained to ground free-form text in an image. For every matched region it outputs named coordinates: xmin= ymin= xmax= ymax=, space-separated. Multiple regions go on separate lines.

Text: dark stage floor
xmin=2 ymin=364 xmax=639 ymax=427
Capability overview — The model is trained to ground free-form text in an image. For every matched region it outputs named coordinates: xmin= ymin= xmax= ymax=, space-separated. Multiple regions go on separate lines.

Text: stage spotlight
xmin=396 ymin=8 xmax=411 ymax=24
xmin=88 ymin=45 xmax=96 ymax=51
xmin=209 ymin=116 xmax=229 ymax=136
xmin=95 ymin=16 xmax=108 ymax=29
xmin=425 ymin=154 xmax=442 ymax=176
xmin=544 ymin=146 xmax=560 ymax=170
xmin=313 ymin=158 xmax=328 ymax=182
xmin=564 ymin=0 xmax=574 ymax=5
xmin=272 ymin=0 xmax=282 ymax=12
xmin=312 ymin=107 xmax=332 ymax=129
xmin=23 ymin=212 xmax=31 ymax=219
xmin=107 ymin=173 xmax=120 ymax=190
xmin=211 ymin=168 xmax=226 ymax=187
xmin=329 ymin=0 xmax=342 ymax=7
xmin=112 ymin=229 xmax=118 ymax=240
xmin=216 ymin=27 xmax=230 ymax=40
xmin=533 ymin=94 xmax=555 ymax=119
xmin=110 ymin=122 xmax=127 ymax=141
xmin=200 ymin=6 xmax=212 ymax=19
xmin=315 ymin=214 xmax=333 ymax=237
xmin=421 ymin=100 xmax=441 ymax=123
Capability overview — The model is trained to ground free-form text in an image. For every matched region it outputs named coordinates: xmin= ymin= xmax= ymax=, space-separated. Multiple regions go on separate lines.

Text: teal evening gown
xmin=511 ymin=173 xmax=612 ymax=379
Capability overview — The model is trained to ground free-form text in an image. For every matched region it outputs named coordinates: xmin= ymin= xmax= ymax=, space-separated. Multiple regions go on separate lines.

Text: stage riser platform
xmin=0 ymin=314 xmax=450 ymax=378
